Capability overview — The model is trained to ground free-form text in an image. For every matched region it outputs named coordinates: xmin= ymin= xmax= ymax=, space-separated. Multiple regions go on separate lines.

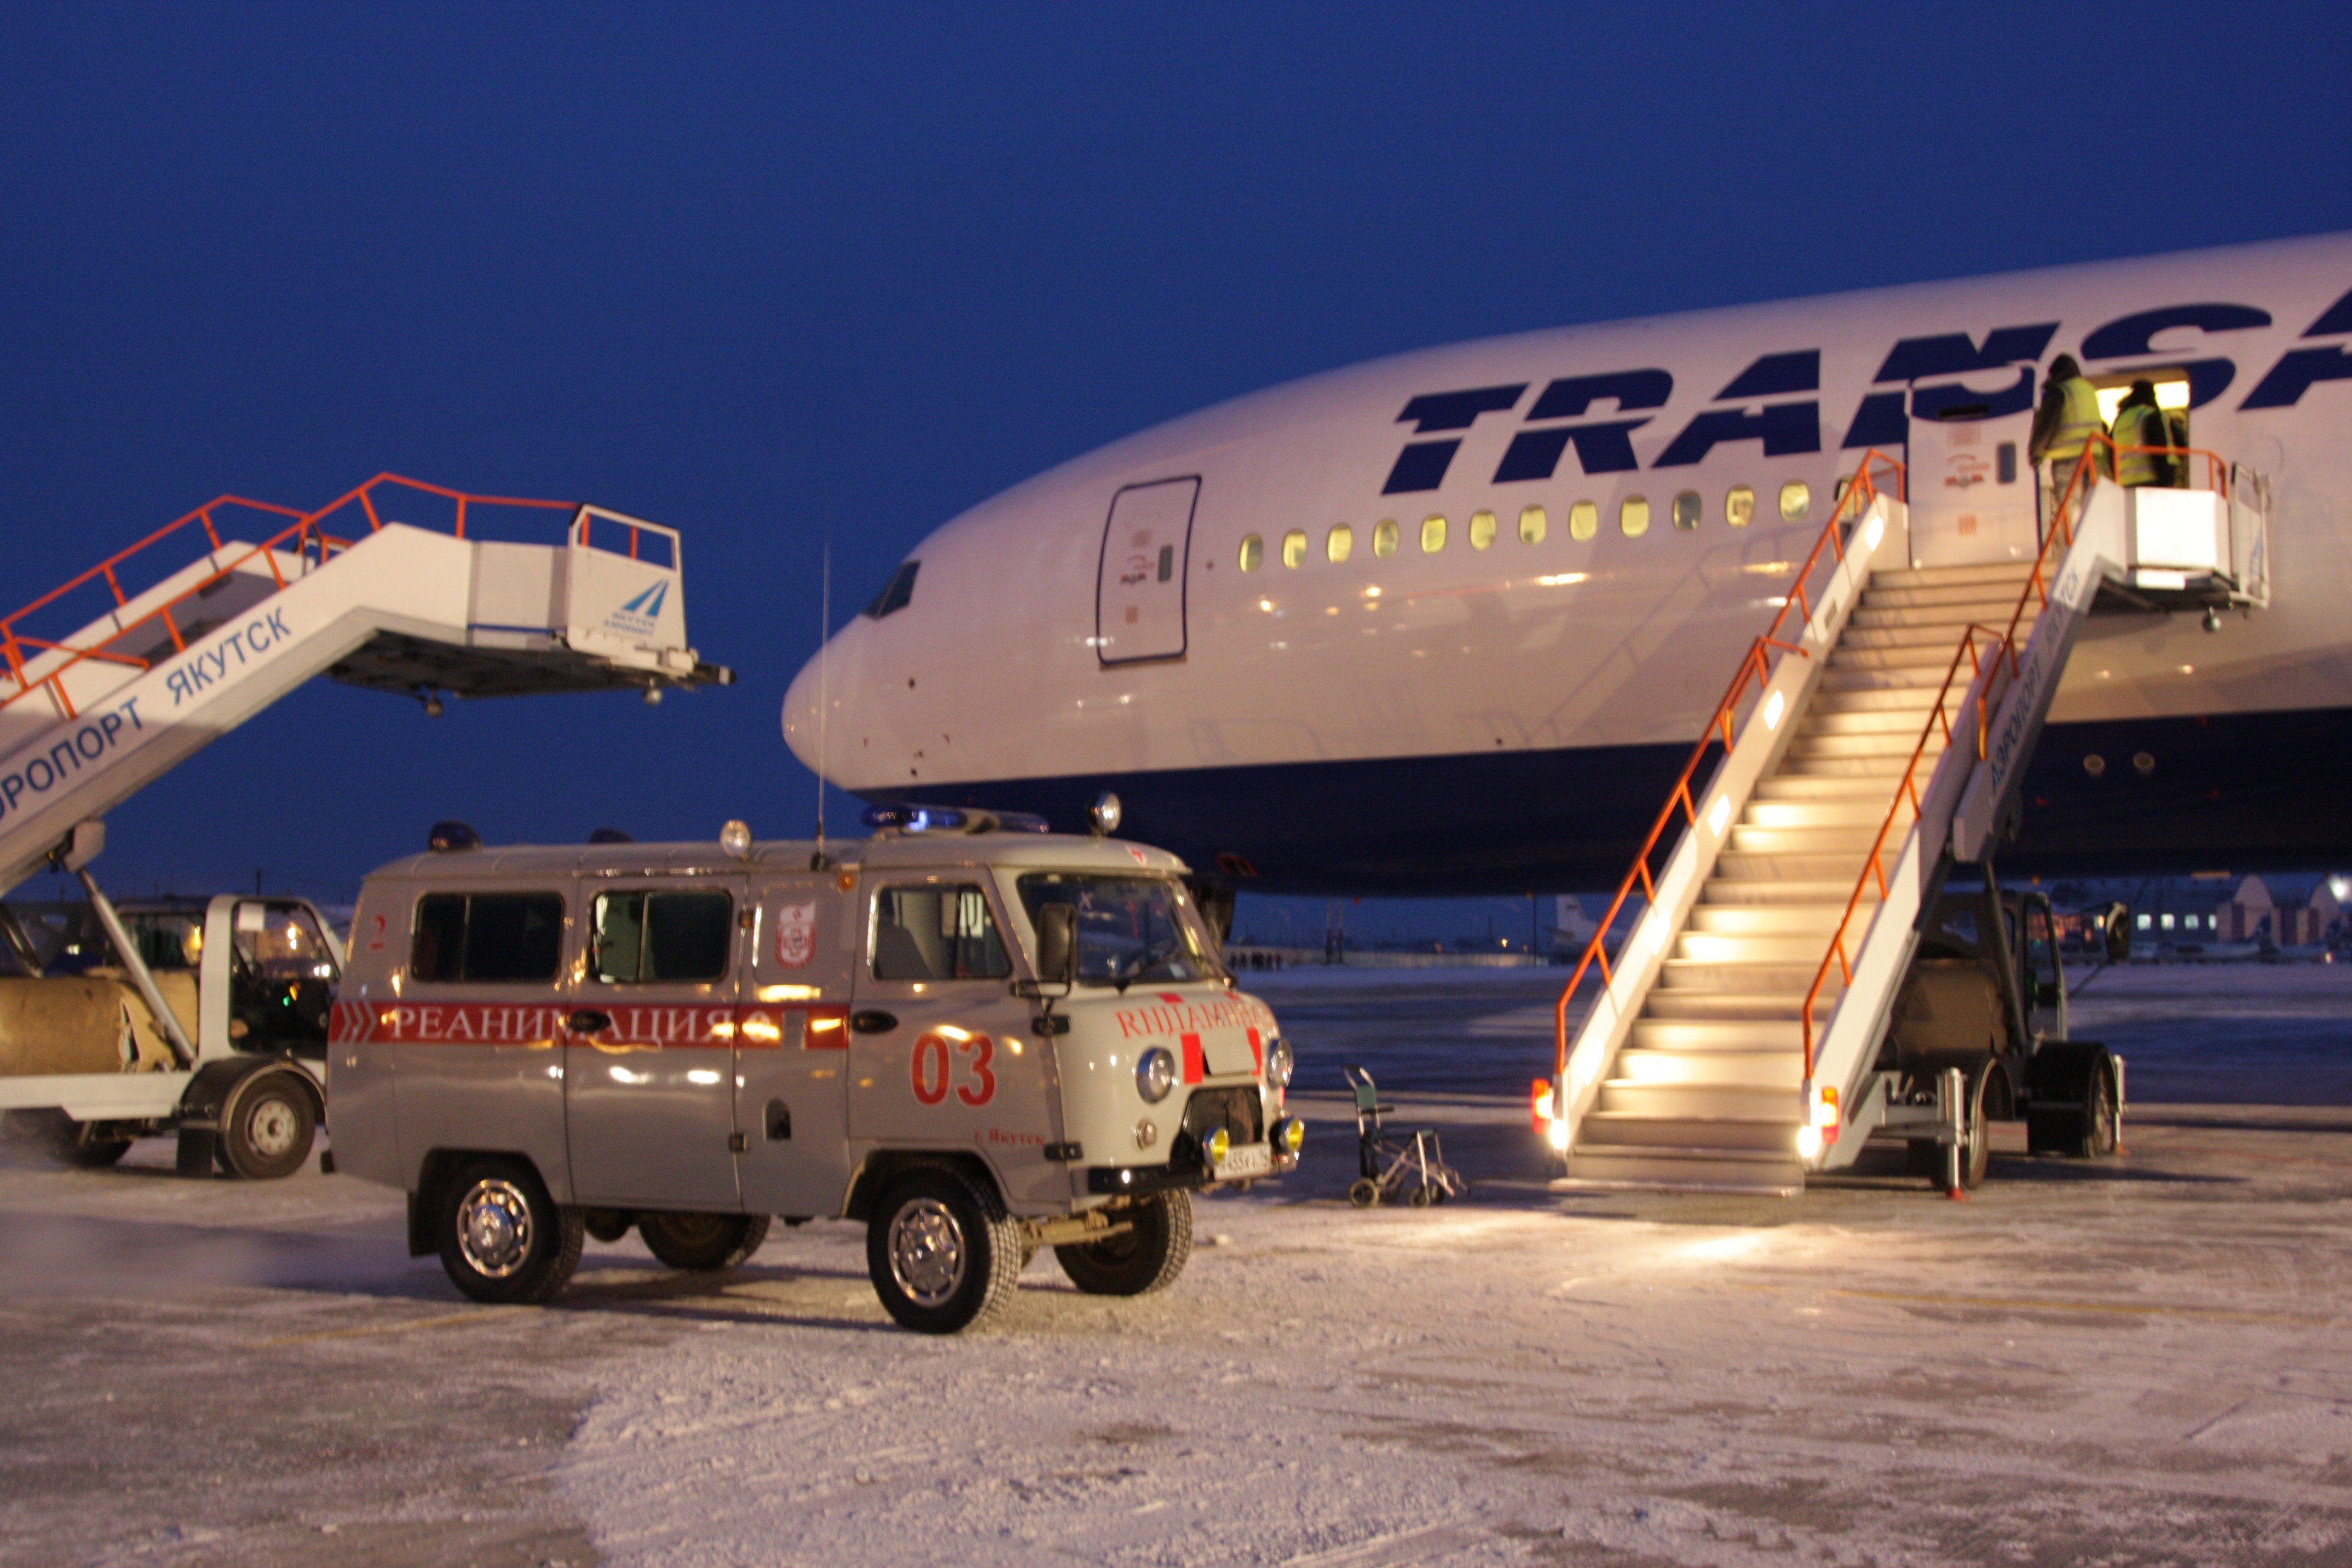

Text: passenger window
xmin=1671 ymin=491 xmax=1701 ymax=531
xmin=1568 ymin=500 xmax=1598 ymax=541
xmin=1468 ymin=509 xmax=1497 ymax=549
xmin=1779 ymin=480 xmax=1811 ymax=523
xmin=1238 ymin=534 xmax=1263 ymax=572
xmin=410 ymin=893 xmax=564 ymax=983
xmin=1372 ymin=518 xmax=1399 ymax=558
xmin=1726 ymin=485 xmax=1755 ymax=528
xmin=1620 ymin=495 xmax=1650 ymax=538
xmin=591 ymin=890 xmax=733 ymax=984
xmin=1420 ymin=514 xmax=1447 ymax=553
xmin=1281 ymin=529 xmax=1307 ymax=569
xmin=1327 ymin=524 xmax=1353 ymax=564
xmin=872 ymin=885 xmax=1010 ymax=982
xmin=1518 ymin=504 xmax=1546 ymax=545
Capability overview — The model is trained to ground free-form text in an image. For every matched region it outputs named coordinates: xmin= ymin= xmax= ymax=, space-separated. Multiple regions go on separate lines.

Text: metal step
xmin=1699 ymin=877 xmax=1882 ymax=906
xmin=1858 ymin=581 xmax=2040 ymax=610
xmin=1642 ymin=990 xmax=1824 ymax=1021
xmin=1773 ymin=754 xmax=1916 ymax=779
xmin=1674 ymin=930 xmax=1847 ymax=965
xmin=1808 ymin=687 xmax=1948 ymax=716
xmin=1840 ymin=619 xmax=2028 ymax=651
xmin=1712 ymin=848 xmax=1884 ymax=880
xmin=1554 ymin=1148 xmax=1806 ymax=1196
xmin=1594 ymin=1080 xmax=1800 ymax=1120
xmin=1742 ymin=798 xmax=1910 ymax=829
xmin=1868 ymin=564 xmax=2036 ymax=592
xmin=1818 ymin=664 xmax=1959 ymax=693
xmin=1658 ymin=957 xmax=1846 ymax=993
xmin=1830 ymin=642 xmax=1973 ymax=672
xmin=1752 ymin=774 xmax=1903 ymax=801
xmin=1576 ymin=1111 xmax=1805 ymax=1153
xmin=1685 ymin=904 xmax=1851 ymax=936
xmin=1800 ymin=704 xmax=1950 ymax=736
xmin=1725 ymin=823 xmax=1887 ymax=857
xmin=1786 ymin=731 xmax=1947 ymax=760
xmin=1625 ymin=1019 xmax=1808 ymax=1054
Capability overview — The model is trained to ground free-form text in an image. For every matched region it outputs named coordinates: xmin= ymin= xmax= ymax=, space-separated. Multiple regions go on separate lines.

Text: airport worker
xmin=2031 ymin=353 xmax=2107 ymax=509
xmin=2109 ymin=380 xmax=2174 ymax=488
xmin=2164 ymin=407 xmax=2194 ymax=488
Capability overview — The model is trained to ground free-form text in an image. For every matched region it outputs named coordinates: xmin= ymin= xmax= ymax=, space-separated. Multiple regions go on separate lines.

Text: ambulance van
xmin=327 ymin=808 xmax=1302 ymax=1333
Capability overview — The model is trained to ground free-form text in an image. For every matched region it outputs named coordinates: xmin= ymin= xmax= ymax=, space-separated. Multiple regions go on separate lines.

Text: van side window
xmin=410 ymin=893 xmax=564 ymax=983
xmin=871 ymin=886 xmax=1009 ymax=981
xmin=591 ymin=890 xmax=733 ymax=984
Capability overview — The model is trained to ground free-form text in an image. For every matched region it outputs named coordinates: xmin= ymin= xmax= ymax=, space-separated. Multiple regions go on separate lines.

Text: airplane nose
xmin=782 ymin=643 xmax=828 ymax=774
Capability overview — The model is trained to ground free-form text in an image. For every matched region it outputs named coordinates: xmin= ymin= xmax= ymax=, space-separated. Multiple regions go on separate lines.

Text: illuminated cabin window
xmin=1239 ymin=534 xmax=1263 ymax=572
xmin=1671 ymin=491 xmax=1701 ymax=531
xmin=1726 ymin=485 xmax=1755 ymax=528
xmin=1468 ymin=509 xmax=1497 ymax=549
xmin=1327 ymin=524 xmax=1354 ymax=564
xmin=1281 ymin=529 xmax=1308 ymax=569
xmin=1779 ymin=480 xmax=1810 ymax=523
xmin=1568 ymin=500 xmax=1598 ymax=541
xmin=1620 ymin=495 xmax=1650 ymax=538
xmin=1420 ymin=514 xmax=1447 ymax=553
xmin=1518 ymin=504 xmax=1546 ymax=544
xmin=1373 ymin=518 xmax=1399 ymax=558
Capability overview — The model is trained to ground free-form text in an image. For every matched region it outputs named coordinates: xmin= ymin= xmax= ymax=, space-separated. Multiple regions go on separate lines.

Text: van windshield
xmin=1016 ymin=874 xmax=1221 ymax=988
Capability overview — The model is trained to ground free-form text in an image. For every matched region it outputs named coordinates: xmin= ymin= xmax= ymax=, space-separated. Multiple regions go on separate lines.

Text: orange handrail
xmin=1 ymin=475 xmax=576 ymax=720
xmin=1552 ymin=451 xmax=1907 ymax=1086
xmin=1793 ymin=435 xmax=2237 ymax=1085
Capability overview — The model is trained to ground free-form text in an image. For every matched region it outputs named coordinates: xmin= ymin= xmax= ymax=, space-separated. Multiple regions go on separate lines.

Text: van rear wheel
xmin=641 ymin=1212 xmax=769 ymax=1271
xmin=1056 ymin=1189 xmax=1192 ymax=1296
xmin=866 ymin=1165 xmax=1021 ymax=1334
xmin=436 ymin=1157 xmax=583 ymax=1305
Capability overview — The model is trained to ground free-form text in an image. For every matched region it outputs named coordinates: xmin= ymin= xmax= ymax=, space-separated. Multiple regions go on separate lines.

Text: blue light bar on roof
xmin=861 ymin=805 xmax=1053 ymax=835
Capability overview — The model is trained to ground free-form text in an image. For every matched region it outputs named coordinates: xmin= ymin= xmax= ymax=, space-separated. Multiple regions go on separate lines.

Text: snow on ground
xmin=4 ymin=962 xmax=2351 ymax=1567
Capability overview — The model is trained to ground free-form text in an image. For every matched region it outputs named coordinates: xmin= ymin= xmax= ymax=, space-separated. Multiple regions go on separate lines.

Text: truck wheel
xmin=640 ymin=1212 xmax=770 ymax=1271
xmin=2027 ymin=1047 xmax=2119 ymax=1158
xmin=1056 ymin=1190 xmax=1193 ymax=1297
xmin=220 ymin=1071 xmax=316 ymax=1180
xmin=2084 ymin=1059 xmax=2121 ymax=1158
xmin=1958 ymin=1062 xmax=1994 ymax=1190
xmin=436 ymin=1157 xmax=584 ymax=1305
xmin=865 ymin=1165 xmax=1021 ymax=1333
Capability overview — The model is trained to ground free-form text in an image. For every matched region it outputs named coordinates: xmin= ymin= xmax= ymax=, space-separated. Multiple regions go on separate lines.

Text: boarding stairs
xmin=0 ymin=475 xmax=730 ymax=902
xmin=1541 ymin=439 xmax=2267 ymax=1193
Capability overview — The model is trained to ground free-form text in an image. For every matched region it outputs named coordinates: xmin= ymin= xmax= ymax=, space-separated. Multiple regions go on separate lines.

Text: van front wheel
xmin=1056 ymin=1189 xmax=1192 ymax=1296
xmin=436 ymin=1158 xmax=583 ymax=1305
xmin=866 ymin=1166 xmax=1021 ymax=1334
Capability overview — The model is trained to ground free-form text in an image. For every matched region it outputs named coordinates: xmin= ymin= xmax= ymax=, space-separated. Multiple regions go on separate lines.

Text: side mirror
xmin=1035 ymin=904 xmax=1079 ymax=987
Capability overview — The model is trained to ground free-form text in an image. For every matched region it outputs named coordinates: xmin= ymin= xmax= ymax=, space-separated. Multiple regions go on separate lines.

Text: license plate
xmin=1215 ymin=1143 xmax=1272 ymax=1180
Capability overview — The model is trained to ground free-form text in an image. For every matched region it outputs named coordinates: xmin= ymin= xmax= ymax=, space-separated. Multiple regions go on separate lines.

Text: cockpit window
xmin=863 ymin=561 xmax=920 ymax=619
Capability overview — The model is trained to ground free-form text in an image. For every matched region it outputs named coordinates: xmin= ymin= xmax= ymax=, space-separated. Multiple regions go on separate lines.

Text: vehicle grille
xmin=1181 ymin=1085 xmax=1264 ymax=1147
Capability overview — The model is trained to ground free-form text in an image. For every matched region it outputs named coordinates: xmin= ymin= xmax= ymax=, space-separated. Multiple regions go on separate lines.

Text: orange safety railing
xmin=1794 ymin=436 xmax=2236 ymax=1084
xmin=1 ymin=475 xmax=575 ymax=723
xmin=1551 ymin=451 xmax=1907 ymax=1086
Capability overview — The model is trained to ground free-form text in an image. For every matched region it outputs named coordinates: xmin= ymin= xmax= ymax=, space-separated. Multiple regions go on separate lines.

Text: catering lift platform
xmin=1538 ymin=425 xmax=2269 ymax=1196
xmin=0 ymin=475 xmax=730 ymax=1169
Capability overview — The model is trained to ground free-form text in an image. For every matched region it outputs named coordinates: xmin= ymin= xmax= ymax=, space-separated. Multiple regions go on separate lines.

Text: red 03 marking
xmin=910 ymin=1031 xmax=996 ymax=1107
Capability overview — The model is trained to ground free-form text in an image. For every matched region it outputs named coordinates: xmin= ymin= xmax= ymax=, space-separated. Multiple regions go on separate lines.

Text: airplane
xmin=783 ymin=232 xmax=2352 ymax=918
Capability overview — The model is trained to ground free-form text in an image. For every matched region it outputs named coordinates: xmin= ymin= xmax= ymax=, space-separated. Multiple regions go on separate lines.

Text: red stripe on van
xmin=1246 ymin=1026 xmax=1263 ymax=1073
xmin=1180 ymin=1033 xmax=1205 ymax=1083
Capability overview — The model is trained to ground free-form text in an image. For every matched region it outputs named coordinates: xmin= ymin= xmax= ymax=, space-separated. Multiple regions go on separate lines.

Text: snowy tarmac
xmin=4 ymin=962 xmax=2350 ymax=1567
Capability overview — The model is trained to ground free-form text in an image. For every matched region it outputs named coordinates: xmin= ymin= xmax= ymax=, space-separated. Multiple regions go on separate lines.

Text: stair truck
xmin=327 ymin=806 xmax=1304 ymax=1333
xmin=1 ymin=822 xmax=341 ymax=1177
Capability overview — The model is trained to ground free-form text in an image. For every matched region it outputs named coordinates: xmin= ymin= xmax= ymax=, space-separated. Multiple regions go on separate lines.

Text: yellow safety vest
xmin=2112 ymin=402 xmax=2167 ymax=486
xmin=2040 ymin=374 xmax=2104 ymax=463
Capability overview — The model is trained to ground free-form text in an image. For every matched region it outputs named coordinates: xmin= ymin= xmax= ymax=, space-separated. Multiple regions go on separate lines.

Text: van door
xmin=847 ymin=877 xmax=1063 ymax=1207
xmin=1094 ymin=476 xmax=1198 ymax=665
xmin=735 ymin=876 xmax=856 ymax=1218
xmin=564 ymin=877 xmax=745 ymax=1210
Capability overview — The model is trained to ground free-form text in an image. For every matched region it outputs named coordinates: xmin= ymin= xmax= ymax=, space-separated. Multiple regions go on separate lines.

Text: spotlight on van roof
xmin=1089 ymin=792 xmax=1123 ymax=837
xmin=719 ymin=820 xmax=754 ymax=860
xmin=428 ymin=820 xmax=481 ymax=852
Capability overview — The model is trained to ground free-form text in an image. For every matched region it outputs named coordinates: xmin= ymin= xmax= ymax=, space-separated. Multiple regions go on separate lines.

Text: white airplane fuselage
xmin=786 ymin=233 xmax=2352 ymax=894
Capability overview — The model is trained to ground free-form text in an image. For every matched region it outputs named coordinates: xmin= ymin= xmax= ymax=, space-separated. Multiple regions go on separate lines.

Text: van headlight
xmin=1264 ymin=1036 xmax=1294 ymax=1089
xmin=1135 ymin=1047 xmax=1175 ymax=1103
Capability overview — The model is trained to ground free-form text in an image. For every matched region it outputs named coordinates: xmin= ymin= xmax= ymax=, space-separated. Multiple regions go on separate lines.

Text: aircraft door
xmin=564 ymin=878 xmax=745 ymax=1210
xmin=1095 ymin=476 xmax=1199 ymax=665
xmin=735 ymin=878 xmax=855 ymax=1218
xmin=1908 ymin=404 xmax=2039 ymax=567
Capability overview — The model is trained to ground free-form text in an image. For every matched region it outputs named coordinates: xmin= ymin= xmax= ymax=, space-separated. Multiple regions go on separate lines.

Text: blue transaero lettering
xmin=0 ymin=698 xmax=142 ymax=823
xmin=164 ymin=608 xmax=291 ymax=707
xmin=1383 ymin=294 xmax=2352 ymax=491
